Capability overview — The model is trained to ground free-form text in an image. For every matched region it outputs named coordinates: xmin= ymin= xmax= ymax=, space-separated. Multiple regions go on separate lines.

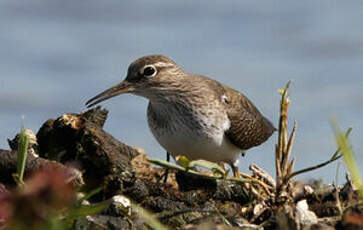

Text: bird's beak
xmin=85 ymin=81 xmax=133 ymax=108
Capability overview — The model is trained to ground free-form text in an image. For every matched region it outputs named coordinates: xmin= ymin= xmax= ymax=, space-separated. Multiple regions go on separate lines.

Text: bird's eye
xmin=143 ymin=65 xmax=157 ymax=77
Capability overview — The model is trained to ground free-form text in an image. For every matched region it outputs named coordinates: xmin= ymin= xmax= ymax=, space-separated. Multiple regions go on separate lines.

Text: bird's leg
xmin=166 ymin=151 xmax=170 ymax=162
xmin=161 ymin=152 xmax=171 ymax=183
xmin=230 ymin=163 xmax=240 ymax=178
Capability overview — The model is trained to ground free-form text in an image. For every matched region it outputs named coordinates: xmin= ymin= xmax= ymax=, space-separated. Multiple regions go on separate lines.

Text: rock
xmin=102 ymin=195 xmax=132 ymax=216
xmin=295 ymin=199 xmax=318 ymax=225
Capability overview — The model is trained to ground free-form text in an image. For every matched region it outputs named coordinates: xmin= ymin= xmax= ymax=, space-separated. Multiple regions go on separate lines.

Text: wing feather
xmin=223 ymin=85 xmax=276 ymax=150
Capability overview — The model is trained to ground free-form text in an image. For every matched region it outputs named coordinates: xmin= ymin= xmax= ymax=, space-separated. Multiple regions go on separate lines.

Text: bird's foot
xmin=159 ymin=168 xmax=169 ymax=183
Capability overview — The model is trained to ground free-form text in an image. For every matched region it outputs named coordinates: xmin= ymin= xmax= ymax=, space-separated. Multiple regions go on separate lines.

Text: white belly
xmin=147 ymin=102 xmax=242 ymax=165
xmin=155 ymin=130 xmax=241 ymax=164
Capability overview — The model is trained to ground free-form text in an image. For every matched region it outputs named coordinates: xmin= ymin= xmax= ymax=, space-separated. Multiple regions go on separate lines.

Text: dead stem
xmin=275 ymin=81 xmax=293 ymax=198
xmin=274 ymin=81 xmax=352 ymax=202
xmin=240 ymin=172 xmax=274 ymax=197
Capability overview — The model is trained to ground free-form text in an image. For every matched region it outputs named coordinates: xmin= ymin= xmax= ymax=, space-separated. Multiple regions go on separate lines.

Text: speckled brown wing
xmin=223 ymin=85 xmax=276 ymax=150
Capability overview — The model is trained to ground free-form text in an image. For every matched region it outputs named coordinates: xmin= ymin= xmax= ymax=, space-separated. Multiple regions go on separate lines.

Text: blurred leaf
xmin=332 ymin=120 xmax=363 ymax=200
xmin=42 ymin=217 xmax=67 ymax=230
xmin=76 ymin=187 xmax=103 ymax=207
xmin=66 ymin=200 xmax=111 ymax=221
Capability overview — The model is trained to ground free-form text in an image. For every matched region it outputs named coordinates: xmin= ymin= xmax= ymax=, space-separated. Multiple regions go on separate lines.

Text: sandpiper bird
xmin=86 ymin=55 xmax=275 ymax=177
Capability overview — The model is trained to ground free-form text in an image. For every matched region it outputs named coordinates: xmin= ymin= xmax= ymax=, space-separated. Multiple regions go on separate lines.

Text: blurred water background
xmin=1 ymin=1 xmax=362 ymax=183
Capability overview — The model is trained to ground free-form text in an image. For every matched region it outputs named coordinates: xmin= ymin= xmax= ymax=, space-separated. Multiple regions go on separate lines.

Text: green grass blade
xmin=17 ymin=124 xmax=29 ymax=184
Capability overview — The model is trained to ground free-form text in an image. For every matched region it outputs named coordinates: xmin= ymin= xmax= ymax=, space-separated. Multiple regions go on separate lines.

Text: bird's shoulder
xmin=189 ymin=74 xmax=260 ymax=115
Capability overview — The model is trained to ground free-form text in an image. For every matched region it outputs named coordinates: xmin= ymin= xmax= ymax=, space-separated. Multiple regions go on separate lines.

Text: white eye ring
xmin=142 ymin=65 xmax=157 ymax=77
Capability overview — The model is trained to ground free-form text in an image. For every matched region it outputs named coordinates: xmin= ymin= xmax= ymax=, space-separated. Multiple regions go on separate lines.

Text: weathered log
xmin=0 ymin=149 xmax=83 ymax=187
xmin=36 ymin=107 xmax=140 ymax=198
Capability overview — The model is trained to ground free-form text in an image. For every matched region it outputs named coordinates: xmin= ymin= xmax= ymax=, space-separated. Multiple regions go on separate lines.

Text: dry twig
xmin=274 ymin=81 xmax=352 ymax=202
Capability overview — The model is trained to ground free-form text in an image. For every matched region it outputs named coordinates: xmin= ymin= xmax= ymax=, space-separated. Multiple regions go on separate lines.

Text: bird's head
xmin=86 ymin=55 xmax=183 ymax=107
